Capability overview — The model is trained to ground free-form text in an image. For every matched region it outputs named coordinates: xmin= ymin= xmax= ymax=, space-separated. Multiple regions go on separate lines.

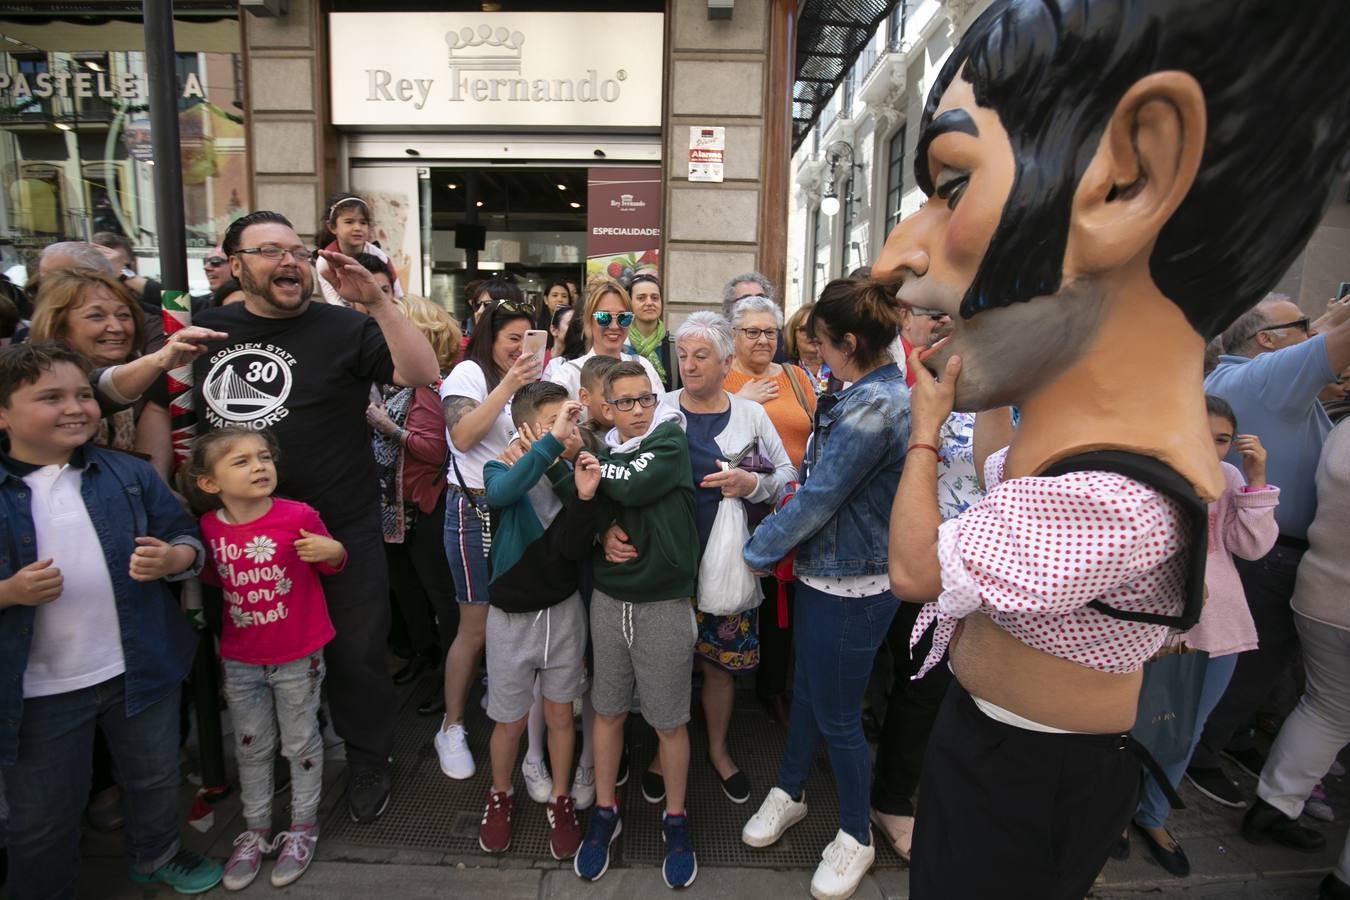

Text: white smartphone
xmin=523 ymin=329 xmax=548 ymax=359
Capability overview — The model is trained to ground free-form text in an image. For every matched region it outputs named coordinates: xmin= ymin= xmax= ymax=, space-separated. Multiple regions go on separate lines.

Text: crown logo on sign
xmin=445 ymin=25 xmax=525 ymax=74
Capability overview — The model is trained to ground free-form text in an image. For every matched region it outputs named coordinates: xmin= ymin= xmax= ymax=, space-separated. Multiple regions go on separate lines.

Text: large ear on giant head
xmin=1064 ymin=71 xmax=1206 ymax=278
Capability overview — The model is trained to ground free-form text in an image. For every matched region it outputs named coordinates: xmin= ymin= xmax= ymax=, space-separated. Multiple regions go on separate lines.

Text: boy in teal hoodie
xmin=573 ymin=361 xmax=699 ymax=889
xmin=481 ymin=383 xmax=604 ymax=861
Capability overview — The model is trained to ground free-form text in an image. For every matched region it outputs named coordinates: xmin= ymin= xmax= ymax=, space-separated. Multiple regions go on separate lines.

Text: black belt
xmin=1275 ymin=534 xmax=1310 ymax=552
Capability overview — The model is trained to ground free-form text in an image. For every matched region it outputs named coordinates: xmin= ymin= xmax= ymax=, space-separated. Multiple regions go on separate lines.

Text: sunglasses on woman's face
xmin=607 ymin=392 xmax=658 ymax=411
xmin=593 ymin=311 xmax=634 ymax=328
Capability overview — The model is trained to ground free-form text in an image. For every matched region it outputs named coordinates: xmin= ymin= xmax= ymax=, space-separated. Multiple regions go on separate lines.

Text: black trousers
xmin=386 ymin=495 xmax=458 ymax=658
xmin=1191 ymin=544 xmax=1304 ymax=770
xmin=756 ymin=576 xmax=794 ymax=700
xmin=870 ymin=601 xmax=952 ymax=817
xmin=910 ymin=682 xmax=1137 ymax=900
xmin=322 ymin=519 xmax=398 ymax=768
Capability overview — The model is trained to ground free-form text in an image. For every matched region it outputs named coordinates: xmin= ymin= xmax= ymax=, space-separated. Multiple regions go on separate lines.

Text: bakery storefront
xmin=328 ymin=5 xmax=665 ymax=316
xmin=0 ymin=12 xmax=248 ymax=288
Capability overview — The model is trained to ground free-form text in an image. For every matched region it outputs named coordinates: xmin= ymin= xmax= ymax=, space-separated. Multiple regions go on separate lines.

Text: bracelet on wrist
xmin=908 ymin=442 xmax=940 ymax=456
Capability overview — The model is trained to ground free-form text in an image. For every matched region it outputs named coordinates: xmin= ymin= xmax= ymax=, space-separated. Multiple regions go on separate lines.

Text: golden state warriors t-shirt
xmin=192 ymin=301 xmax=396 ymax=529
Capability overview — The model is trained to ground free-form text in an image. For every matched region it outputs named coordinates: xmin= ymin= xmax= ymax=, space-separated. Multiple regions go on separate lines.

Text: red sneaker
xmin=547 ymin=794 xmax=582 ymax=860
xmin=478 ymin=789 xmax=513 ymax=853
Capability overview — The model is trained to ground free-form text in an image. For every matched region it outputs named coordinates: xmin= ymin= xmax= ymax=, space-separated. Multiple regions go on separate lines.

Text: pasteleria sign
xmin=329 ymin=12 xmax=663 ymax=128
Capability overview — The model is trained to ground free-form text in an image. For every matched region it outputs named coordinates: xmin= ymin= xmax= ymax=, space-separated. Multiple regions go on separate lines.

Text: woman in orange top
xmin=725 ymin=296 xmax=816 ymax=469
xmin=724 ymin=295 xmax=817 ymax=724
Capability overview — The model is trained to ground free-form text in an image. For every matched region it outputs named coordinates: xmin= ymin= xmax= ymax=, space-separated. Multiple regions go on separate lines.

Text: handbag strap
xmin=783 ymin=364 xmax=812 ymax=417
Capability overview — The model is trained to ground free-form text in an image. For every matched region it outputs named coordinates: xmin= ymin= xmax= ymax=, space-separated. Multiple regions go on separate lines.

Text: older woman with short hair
xmin=631 ymin=312 xmax=794 ymax=804
xmin=727 ymin=297 xmax=816 ymax=468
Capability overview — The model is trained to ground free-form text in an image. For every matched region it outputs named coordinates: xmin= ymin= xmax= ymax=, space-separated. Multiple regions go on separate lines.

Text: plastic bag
xmin=697 ymin=497 xmax=763 ymax=616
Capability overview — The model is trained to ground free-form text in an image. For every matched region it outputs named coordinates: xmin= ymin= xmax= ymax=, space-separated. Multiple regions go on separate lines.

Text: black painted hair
xmin=0 ymin=341 xmax=90 ymax=407
xmin=222 ymin=211 xmax=294 ymax=257
xmin=510 ymin=381 xmax=570 ymax=429
xmin=927 ymin=0 xmax=1350 ymax=339
xmin=808 ymin=278 xmax=904 ymax=372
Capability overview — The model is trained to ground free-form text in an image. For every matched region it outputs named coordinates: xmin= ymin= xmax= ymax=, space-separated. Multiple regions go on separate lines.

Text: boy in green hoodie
xmin=574 ymin=361 xmax=699 ymax=889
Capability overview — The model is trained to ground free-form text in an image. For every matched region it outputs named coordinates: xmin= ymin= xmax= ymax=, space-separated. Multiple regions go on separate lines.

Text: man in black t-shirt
xmin=193 ymin=211 xmax=438 ymax=823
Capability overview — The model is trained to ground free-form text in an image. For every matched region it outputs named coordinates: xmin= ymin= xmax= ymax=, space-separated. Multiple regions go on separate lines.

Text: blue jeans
xmin=1 ymin=676 xmax=181 ymax=900
xmin=444 ymin=486 xmax=491 ymax=606
xmin=777 ymin=583 xmax=898 ymax=844
xmin=1134 ymin=651 xmax=1240 ymax=829
xmin=223 ymin=653 xmax=326 ymax=830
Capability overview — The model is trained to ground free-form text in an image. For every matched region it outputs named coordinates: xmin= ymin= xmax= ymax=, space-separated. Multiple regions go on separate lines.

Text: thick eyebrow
xmin=913 ymin=109 xmax=980 ymax=195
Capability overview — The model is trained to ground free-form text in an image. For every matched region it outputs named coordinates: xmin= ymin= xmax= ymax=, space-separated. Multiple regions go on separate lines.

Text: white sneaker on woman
xmin=742 ymin=787 xmax=807 ymax=848
xmin=434 ymin=720 xmax=475 ymax=780
xmin=521 ymin=755 xmax=553 ymax=803
xmin=810 ymin=829 xmax=875 ymax=900
xmin=571 ymin=764 xmax=596 ymax=810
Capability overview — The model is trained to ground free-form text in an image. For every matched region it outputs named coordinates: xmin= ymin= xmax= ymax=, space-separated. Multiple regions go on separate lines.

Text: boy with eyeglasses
xmin=574 ymin=361 xmax=700 ymax=889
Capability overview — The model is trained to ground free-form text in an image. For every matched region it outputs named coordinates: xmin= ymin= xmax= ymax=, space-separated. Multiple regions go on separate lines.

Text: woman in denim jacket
xmin=740 ymin=277 xmax=911 ymax=899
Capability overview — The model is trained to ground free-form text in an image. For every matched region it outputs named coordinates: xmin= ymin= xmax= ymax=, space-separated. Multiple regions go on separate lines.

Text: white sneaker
xmin=434 ymin=721 xmax=476 ymax=780
xmin=521 ymin=755 xmax=553 ymax=804
xmin=572 ymin=764 xmax=596 ymax=810
xmin=741 ymin=787 xmax=808 ymax=848
xmin=810 ymin=829 xmax=875 ymax=900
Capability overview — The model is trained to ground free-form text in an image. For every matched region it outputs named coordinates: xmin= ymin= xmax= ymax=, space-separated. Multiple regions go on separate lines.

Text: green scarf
xmin=627 ymin=320 xmax=667 ymax=383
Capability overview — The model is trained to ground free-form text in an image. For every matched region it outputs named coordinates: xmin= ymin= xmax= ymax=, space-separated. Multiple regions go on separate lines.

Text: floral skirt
xmin=695 ymin=607 xmax=760 ymax=673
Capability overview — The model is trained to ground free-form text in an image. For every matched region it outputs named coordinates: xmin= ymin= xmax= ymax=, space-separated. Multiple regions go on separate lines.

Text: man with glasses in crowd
xmin=191 ymin=210 xmax=439 ymax=823
xmin=1186 ymin=291 xmax=1350 ymax=809
xmin=203 ymin=245 xmax=230 ymax=294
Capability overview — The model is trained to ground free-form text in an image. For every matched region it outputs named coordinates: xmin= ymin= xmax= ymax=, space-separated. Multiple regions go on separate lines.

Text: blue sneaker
xmin=128 ymin=849 xmax=223 ymax=895
xmin=574 ymin=804 xmax=622 ymax=881
xmin=661 ymin=812 xmax=698 ymax=889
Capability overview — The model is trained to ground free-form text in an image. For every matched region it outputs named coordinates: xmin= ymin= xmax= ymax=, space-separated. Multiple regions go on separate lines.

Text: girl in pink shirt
xmin=1131 ymin=396 xmax=1279 ymax=875
xmin=186 ymin=427 xmax=347 ymax=891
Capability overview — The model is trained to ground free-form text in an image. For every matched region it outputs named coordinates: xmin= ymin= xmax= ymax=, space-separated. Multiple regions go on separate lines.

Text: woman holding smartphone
xmin=433 ymin=281 xmax=544 ymax=781
xmin=544 ymin=280 xmax=664 ymax=404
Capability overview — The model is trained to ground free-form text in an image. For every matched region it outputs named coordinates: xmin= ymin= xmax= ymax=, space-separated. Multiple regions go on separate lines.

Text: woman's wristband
xmin=908 ymin=442 xmax=940 ymax=456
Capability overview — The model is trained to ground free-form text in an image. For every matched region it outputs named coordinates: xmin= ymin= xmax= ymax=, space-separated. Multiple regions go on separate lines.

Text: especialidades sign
xmin=329 ymin=12 xmax=663 ymax=128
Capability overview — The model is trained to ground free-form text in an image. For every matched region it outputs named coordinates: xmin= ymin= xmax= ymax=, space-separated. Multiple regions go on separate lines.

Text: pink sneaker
xmin=222 ymin=828 xmax=271 ymax=891
xmin=270 ymin=823 xmax=318 ymax=887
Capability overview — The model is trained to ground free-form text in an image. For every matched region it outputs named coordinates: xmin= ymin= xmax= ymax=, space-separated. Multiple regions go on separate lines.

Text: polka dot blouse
xmin=911 ymin=447 xmax=1186 ymax=679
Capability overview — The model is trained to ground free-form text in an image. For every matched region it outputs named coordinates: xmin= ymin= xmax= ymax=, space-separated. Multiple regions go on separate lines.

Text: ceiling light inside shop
xmin=84 ymin=61 xmax=102 ymax=72
xmin=556 ymin=183 xmax=567 ymax=191
xmin=569 ymin=201 xmax=581 ymax=209
xmin=447 ymin=183 xmax=457 ymax=189
xmin=475 ymin=200 xmax=484 ymax=207
xmin=54 ymin=122 xmax=73 ymax=131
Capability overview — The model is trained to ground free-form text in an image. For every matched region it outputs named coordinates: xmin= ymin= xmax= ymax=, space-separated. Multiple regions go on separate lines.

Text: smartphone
xmin=523 ymin=329 xmax=548 ymax=359
xmin=1338 ymin=282 xmax=1350 ymax=301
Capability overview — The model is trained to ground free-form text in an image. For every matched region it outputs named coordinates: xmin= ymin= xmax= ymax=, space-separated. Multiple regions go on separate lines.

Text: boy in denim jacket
xmin=0 ymin=342 xmax=218 ymax=898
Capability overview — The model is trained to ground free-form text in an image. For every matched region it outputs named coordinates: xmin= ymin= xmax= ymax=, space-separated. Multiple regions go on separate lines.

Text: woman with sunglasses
xmin=544 ymin=280 xmax=663 ymax=406
xmin=434 ymin=282 xmax=544 ymax=782
xmin=624 ymin=274 xmax=679 ymax=392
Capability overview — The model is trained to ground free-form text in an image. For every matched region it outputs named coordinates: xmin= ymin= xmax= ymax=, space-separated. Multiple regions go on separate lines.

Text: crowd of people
xmin=0 ymin=192 xmax=1347 ymax=900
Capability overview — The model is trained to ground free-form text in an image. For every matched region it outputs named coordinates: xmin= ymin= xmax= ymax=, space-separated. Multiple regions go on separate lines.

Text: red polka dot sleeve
xmin=911 ymin=462 xmax=1187 ymax=679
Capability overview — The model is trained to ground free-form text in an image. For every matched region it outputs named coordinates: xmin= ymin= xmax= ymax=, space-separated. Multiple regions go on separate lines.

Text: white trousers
xmin=1258 ymin=613 xmax=1350 ymax=881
